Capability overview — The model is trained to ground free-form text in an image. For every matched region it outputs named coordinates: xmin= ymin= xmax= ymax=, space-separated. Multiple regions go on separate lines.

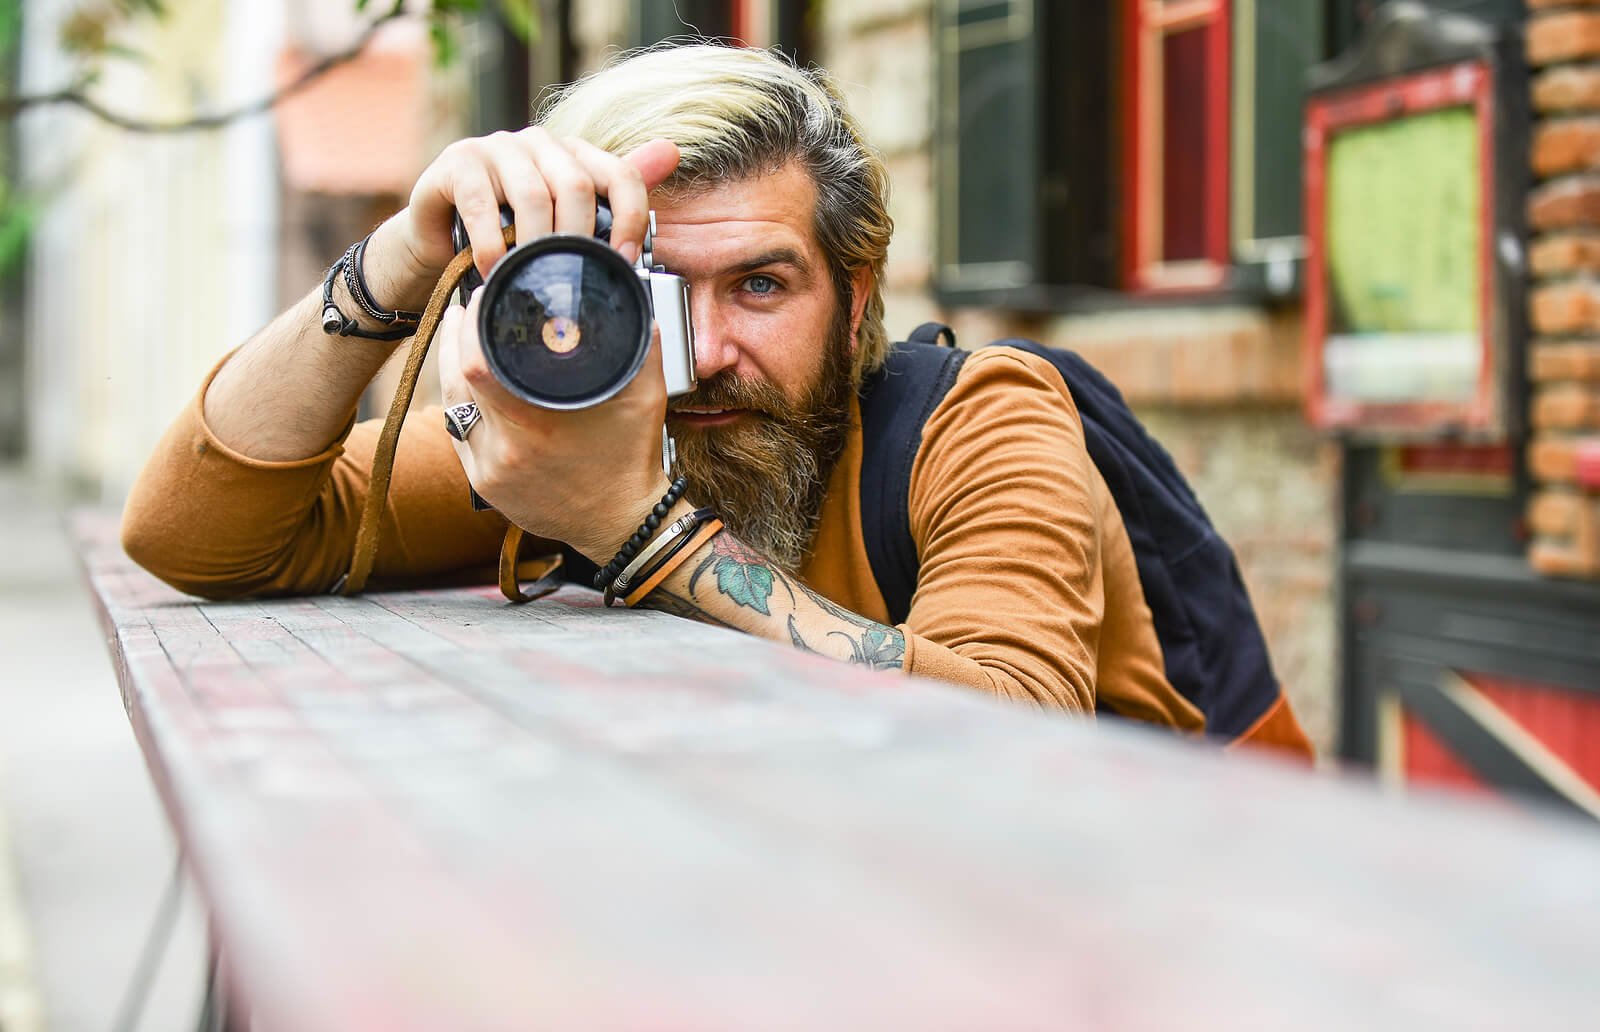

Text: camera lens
xmin=477 ymin=234 xmax=651 ymax=409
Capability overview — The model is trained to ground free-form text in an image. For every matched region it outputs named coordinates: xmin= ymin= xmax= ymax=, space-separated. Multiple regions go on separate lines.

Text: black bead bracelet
xmin=593 ymin=477 xmax=689 ymax=590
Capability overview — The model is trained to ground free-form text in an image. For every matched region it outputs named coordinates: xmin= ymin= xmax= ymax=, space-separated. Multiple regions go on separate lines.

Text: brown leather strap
xmin=498 ymin=526 xmax=565 ymax=602
xmin=340 ymin=227 xmax=526 ymax=597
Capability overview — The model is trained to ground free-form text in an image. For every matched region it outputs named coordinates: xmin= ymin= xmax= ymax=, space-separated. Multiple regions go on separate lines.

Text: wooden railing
xmin=74 ymin=513 xmax=1600 ymax=1030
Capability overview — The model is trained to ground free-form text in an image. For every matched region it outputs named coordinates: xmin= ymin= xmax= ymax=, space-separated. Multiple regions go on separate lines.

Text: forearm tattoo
xmin=636 ymin=531 xmax=905 ymax=671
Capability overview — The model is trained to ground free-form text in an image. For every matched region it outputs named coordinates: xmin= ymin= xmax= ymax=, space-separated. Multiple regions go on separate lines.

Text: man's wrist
xmin=359 ymin=218 xmax=438 ymax=316
xmin=575 ymin=477 xmax=684 ymax=568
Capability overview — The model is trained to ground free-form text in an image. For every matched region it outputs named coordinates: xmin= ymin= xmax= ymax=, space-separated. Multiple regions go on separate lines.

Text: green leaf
xmin=429 ymin=19 xmax=457 ymax=67
xmin=0 ymin=194 xmax=40 ymax=278
xmin=715 ymin=557 xmax=774 ymax=616
xmin=498 ymin=0 xmax=539 ymax=44
xmin=844 ymin=625 xmax=905 ymax=669
xmin=0 ymin=0 xmax=23 ymax=54
xmin=101 ymin=43 xmax=150 ymax=66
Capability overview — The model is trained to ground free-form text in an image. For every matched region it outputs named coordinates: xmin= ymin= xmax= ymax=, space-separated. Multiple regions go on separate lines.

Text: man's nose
xmin=690 ymin=297 xmax=740 ymax=382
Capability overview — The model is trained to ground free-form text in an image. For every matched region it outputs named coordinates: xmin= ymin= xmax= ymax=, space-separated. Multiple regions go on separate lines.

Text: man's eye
xmin=744 ymin=274 xmax=779 ymax=295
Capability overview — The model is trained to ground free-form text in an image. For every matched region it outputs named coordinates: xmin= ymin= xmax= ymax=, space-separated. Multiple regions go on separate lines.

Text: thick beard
xmin=667 ymin=307 xmax=854 ymax=572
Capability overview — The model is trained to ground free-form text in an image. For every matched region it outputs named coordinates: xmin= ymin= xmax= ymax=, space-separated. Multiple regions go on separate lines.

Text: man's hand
xmin=378 ymin=129 xmax=683 ymax=305
xmin=200 ymin=129 xmax=679 ymax=465
xmin=436 ymin=285 xmax=673 ymax=565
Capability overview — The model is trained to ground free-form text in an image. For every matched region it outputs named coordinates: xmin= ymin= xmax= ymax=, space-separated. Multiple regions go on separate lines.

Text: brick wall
xmin=1527 ymin=0 xmax=1600 ymax=577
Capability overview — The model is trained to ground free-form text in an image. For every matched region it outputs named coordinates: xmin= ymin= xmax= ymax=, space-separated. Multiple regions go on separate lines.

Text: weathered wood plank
xmin=71 ymin=512 xmax=1600 ymax=1030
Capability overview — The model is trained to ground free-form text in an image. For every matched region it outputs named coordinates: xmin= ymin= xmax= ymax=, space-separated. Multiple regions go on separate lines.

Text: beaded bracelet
xmin=592 ymin=476 xmax=689 ymax=591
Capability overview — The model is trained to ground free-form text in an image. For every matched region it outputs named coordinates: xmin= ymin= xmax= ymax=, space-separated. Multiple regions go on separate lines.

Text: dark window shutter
xmin=1231 ymin=0 xmax=1325 ymax=293
xmin=933 ymin=0 xmax=1113 ymax=306
xmin=633 ymin=0 xmax=735 ymax=46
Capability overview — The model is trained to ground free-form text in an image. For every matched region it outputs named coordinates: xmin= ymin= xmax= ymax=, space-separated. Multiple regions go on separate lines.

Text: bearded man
xmin=121 ymin=43 xmax=1312 ymax=755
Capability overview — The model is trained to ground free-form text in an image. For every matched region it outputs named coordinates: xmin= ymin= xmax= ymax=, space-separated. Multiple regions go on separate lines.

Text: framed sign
xmin=1302 ymin=5 xmax=1526 ymax=437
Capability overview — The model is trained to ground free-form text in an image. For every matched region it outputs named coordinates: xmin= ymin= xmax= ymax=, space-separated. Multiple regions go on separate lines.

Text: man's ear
xmin=847 ymin=266 xmax=873 ymax=351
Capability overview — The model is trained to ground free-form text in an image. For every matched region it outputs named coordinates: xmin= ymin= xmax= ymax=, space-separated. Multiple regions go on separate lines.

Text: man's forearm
xmin=203 ymin=217 xmax=436 ymax=461
xmin=637 ymin=527 xmax=906 ymax=672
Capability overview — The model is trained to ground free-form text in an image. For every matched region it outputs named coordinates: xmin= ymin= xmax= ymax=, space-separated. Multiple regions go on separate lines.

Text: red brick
xmin=1051 ymin=310 xmax=1301 ymax=406
xmin=1529 ymin=233 xmax=1600 ymax=275
xmin=1530 ymin=434 xmax=1582 ymax=482
xmin=1532 ymin=383 xmax=1600 ymax=428
xmin=1529 ymin=489 xmax=1583 ymax=536
xmin=1530 ymin=0 xmax=1600 ymax=8
xmin=1529 ymin=539 xmax=1596 ymax=577
xmin=1530 ymin=280 xmax=1600 ymax=333
xmin=1529 ymin=11 xmax=1600 ymax=65
xmin=1534 ymin=64 xmax=1600 ymax=111
xmin=1530 ymin=341 xmax=1600 ymax=381
xmin=1528 ymin=175 xmax=1600 ymax=230
xmin=1533 ymin=118 xmax=1600 ymax=176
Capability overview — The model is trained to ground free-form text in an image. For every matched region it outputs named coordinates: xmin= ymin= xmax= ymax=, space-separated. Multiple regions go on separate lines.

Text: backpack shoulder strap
xmin=906 ymin=321 xmax=958 ymax=348
xmin=858 ymin=326 xmax=967 ymax=626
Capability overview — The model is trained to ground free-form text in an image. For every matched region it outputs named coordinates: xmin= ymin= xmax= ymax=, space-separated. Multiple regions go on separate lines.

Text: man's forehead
xmin=650 ymin=162 xmax=822 ymax=272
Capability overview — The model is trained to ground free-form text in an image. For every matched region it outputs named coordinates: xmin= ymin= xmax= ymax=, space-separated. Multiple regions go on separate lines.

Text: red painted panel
xmin=1395 ymin=444 xmax=1513 ymax=478
xmin=1161 ymin=27 xmax=1213 ymax=262
xmin=1122 ymin=0 xmax=1230 ymax=291
xmin=1577 ymin=439 xmax=1600 ymax=490
xmin=1402 ymin=711 xmax=1491 ymax=796
xmin=1466 ymin=674 xmax=1600 ymax=793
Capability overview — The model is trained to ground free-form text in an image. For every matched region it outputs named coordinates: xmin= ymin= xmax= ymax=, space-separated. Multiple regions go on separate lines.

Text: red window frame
xmin=1121 ymin=0 xmax=1233 ymax=292
xmin=729 ymin=0 xmax=774 ymax=48
xmin=1302 ymin=61 xmax=1497 ymax=434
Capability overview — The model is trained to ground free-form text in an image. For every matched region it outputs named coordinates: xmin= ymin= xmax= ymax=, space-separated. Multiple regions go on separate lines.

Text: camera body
xmin=452 ymin=204 xmax=696 ymax=410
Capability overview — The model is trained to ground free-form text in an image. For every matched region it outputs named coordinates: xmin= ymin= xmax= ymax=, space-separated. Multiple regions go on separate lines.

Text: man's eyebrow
xmin=726 ymin=248 xmax=813 ymax=277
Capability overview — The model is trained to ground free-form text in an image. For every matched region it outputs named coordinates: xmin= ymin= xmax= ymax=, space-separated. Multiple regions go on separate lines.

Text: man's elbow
xmin=119 ymin=507 xmax=255 ymax=601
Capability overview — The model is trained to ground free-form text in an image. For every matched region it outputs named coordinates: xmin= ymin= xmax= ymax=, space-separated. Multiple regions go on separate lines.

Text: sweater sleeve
xmin=897 ymin=348 xmax=1106 ymax=713
xmin=121 ymin=356 xmax=508 ymax=599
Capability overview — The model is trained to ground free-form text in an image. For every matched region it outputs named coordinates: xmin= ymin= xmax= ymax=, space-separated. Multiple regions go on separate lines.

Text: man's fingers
xmin=484 ymin=131 xmax=553 ymax=253
xmin=436 ymin=302 xmax=469 ymax=409
xmin=519 ymin=128 xmax=596 ymax=239
xmin=451 ymin=158 xmax=507 ymax=280
xmin=566 ymin=136 xmax=653 ymax=264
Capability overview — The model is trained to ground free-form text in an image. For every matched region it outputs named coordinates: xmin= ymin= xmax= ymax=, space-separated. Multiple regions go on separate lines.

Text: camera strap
xmin=339 ymin=226 xmax=564 ymax=604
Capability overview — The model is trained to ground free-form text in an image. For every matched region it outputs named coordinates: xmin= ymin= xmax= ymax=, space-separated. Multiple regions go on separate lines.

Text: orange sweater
xmin=123 ymin=347 xmax=1311 ymax=757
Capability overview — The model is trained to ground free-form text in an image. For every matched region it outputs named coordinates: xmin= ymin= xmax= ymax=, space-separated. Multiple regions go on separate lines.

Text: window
xmin=935 ymin=0 xmax=1334 ymax=307
xmin=1122 ymin=0 xmax=1233 ymax=292
xmin=1231 ymin=0 xmax=1324 ymax=296
xmin=634 ymin=0 xmax=815 ymax=65
xmin=933 ymin=0 xmax=1115 ymax=306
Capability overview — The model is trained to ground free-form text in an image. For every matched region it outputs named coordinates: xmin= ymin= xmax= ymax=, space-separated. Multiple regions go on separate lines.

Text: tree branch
xmin=0 ymin=7 xmax=409 ymax=133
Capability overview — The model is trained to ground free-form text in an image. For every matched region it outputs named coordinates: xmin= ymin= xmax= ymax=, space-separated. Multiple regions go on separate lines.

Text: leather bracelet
xmin=623 ymin=519 xmax=723 ymax=608
xmin=619 ymin=513 xmax=713 ymax=602
xmin=606 ymin=507 xmax=714 ymax=605
xmin=346 ymin=235 xmax=424 ymax=326
xmin=320 ymin=236 xmax=424 ymax=342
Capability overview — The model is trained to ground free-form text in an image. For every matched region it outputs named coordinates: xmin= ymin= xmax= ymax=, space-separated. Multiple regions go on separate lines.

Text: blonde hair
xmin=537 ymin=43 xmax=893 ymax=383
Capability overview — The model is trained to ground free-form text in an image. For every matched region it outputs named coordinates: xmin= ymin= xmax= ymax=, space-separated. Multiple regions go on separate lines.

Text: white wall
xmin=19 ymin=0 xmax=284 ymax=501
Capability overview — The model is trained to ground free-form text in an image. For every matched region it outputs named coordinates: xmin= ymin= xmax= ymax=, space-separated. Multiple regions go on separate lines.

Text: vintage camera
xmin=452 ymin=202 xmax=696 ymax=410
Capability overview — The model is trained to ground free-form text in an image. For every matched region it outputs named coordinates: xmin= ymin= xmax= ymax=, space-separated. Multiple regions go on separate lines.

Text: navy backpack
xmin=857 ymin=323 xmax=1282 ymax=739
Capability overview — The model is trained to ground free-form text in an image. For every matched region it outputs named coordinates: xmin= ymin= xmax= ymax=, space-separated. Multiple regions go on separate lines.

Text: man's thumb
xmin=626 ymin=138 xmax=682 ymax=192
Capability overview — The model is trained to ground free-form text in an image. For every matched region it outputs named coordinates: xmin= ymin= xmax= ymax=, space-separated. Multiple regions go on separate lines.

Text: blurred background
xmin=1 ymin=0 xmax=1598 ymax=1028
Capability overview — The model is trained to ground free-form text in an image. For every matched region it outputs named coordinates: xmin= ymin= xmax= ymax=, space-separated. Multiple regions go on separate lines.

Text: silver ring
xmin=444 ymin=402 xmax=481 ymax=441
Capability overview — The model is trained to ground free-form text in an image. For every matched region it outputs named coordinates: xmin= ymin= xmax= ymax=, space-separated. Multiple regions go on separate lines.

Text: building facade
xmin=18 ymin=0 xmax=1600 ymax=778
